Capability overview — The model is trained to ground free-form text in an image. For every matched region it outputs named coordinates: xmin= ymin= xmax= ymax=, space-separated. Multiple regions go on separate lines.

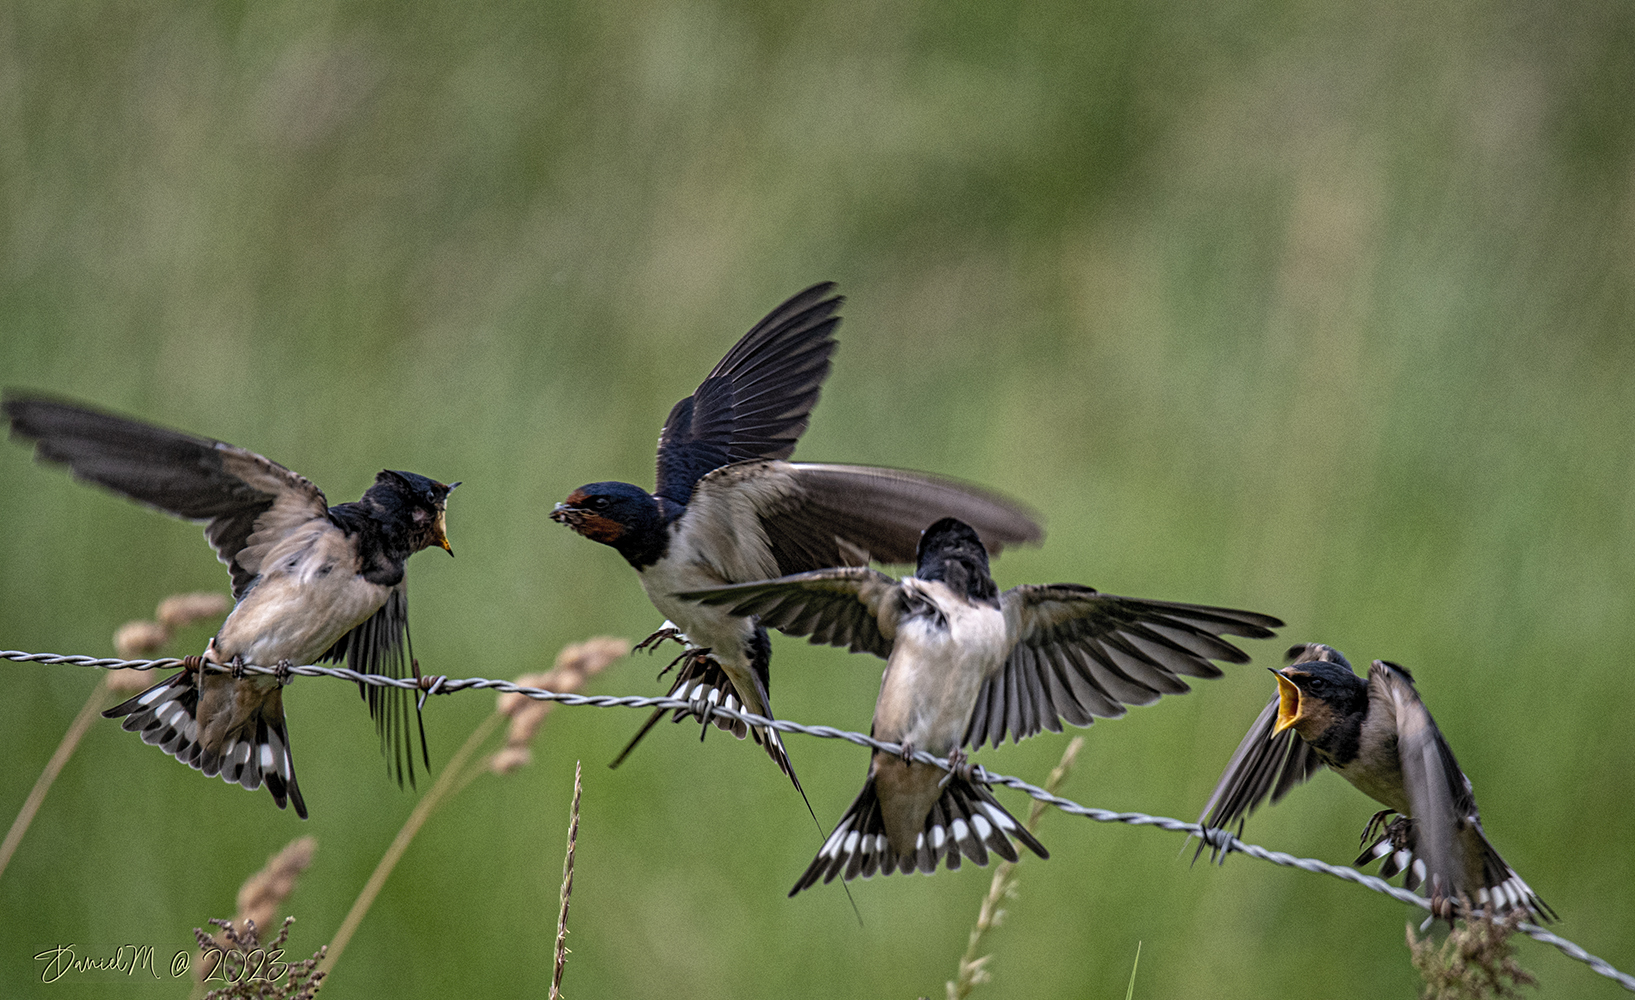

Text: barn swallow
xmin=550 ymin=284 xmax=1043 ymax=793
xmin=679 ymin=517 xmax=1282 ymax=893
xmin=1196 ymin=643 xmax=1553 ymax=922
xmin=4 ymin=393 xmax=458 ymax=818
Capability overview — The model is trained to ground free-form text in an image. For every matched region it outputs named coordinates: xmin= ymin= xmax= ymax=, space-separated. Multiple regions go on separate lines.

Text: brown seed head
xmin=113 ymin=620 xmax=169 ymax=659
xmin=156 ymin=591 xmax=231 ymax=630
xmin=236 ymin=836 xmax=317 ymax=937
xmin=492 ymin=637 xmax=629 ymax=774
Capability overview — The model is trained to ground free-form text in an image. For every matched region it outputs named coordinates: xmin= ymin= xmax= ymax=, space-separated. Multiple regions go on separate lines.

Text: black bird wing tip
xmin=654 ymin=285 xmax=845 ymax=501
xmin=322 ymin=588 xmax=432 ymax=789
xmin=968 ymin=588 xmax=1281 ymax=748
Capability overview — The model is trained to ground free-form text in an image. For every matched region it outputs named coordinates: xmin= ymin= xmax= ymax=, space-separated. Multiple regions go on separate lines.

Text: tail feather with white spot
xmin=789 ymin=772 xmax=1047 ymax=895
xmin=1356 ymin=812 xmax=1552 ymax=922
xmin=612 ymin=652 xmax=801 ymax=791
xmin=104 ymin=670 xmax=307 ymax=819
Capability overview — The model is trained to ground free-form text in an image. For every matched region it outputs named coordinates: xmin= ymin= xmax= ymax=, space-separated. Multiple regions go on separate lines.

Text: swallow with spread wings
xmin=1196 ymin=643 xmax=1552 ymax=922
xmin=550 ymin=284 xmax=1043 ymax=797
xmin=4 ymin=393 xmax=457 ymax=818
xmin=680 ymin=516 xmax=1281 ymax=893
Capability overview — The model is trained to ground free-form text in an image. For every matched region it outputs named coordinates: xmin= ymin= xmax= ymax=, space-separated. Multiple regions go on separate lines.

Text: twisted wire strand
xmin=5 ymin=648 xmax=1631 ymax=992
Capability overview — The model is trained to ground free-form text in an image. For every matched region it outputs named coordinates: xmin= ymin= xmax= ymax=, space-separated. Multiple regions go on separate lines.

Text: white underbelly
xmin=640 ymin=556 xmax=750 ymax=667
xmin=215 ymin=555 xmax=388 ymax=667
xmin=875 ymin=592 xmax=1007 ymax=754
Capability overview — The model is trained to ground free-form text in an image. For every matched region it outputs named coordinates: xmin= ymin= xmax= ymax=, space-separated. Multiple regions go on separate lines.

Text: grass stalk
xmin=947 ymin=737 xmax=1084 ymax=1000
xmin=317 ymin=708 xmax=504 ymax=982
xmin=0 ymin=681 xmax=109 ymax=882
xmin=550 ymin=761 xmax=582 ymax=1000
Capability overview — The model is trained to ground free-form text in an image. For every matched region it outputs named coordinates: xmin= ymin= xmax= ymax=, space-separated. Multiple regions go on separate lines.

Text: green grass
xmin=2 ymin=1 xmax=1633 ymax=997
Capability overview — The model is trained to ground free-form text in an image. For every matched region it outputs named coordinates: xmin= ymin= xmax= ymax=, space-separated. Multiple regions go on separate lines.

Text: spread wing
xmin=654 ymin=283 xmax=841 ymax=505
xmin=4 ymin=393 xmax=329 ymax=599
xmin=1194 ymin=694 xmax=1323 ymax=856
xmin=320 ymin=585 xmax=430 ymax=788
xmin=964 ymin=586 xmax=1282 ymax=748
xmin=1368 ymin=661 xmax=1552 ymax=919
xmin=677 ymin=567 xmax=902 ymax=658
xmin=678 ymin=461 xmax=1042 ymax=584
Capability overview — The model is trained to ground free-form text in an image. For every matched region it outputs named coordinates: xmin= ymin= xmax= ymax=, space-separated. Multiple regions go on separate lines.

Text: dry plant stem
xmin=316 ymin=709 xmax=504 ymax=983
xmin=0 ymin=680 xmax=110 ymax=882
xmin=947 ymin=737 xmax=1085 ymax=1000
xmin=550 ymin=762 xmax=582 ymax=1000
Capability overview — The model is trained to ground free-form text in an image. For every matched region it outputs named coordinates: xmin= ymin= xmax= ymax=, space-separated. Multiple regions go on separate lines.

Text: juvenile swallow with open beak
xmin=550 ymin=284 xmax=1043 ymax=795
xmin=4 ymin=393 xmax=458 ymax=818
xmin=680 ymin=517 xmax=1282 ymax=893
xmin=1196 ymin=643 xmax=1553 ymax=922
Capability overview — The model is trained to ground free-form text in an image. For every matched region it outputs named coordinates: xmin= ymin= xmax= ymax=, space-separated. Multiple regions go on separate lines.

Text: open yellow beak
xmin=1273 ymin=670 xmax=1305 ymax=734
xmin=434 ymin=509 xmax=453 ymax=556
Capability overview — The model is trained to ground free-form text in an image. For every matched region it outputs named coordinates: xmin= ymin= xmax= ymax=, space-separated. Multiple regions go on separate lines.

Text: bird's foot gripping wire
xmin=227 ymin=655 xmax=247 ymax=680
xmin=273 ymin=659 xmax=294 ymax=685
xmin=937 ymin=746 xmax=978 ymax=788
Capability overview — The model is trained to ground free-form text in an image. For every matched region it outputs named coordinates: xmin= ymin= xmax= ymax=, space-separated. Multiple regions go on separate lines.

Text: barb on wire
xmin=5 ymin=648 xmax=1632 ymax=993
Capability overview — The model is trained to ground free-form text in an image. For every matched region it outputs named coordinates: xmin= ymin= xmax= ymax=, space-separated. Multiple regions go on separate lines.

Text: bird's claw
xmin=228 ymin=655 xmax=247 ymax=680
xmin=273 ymin=659 xmax=294 ymax=685
xmin=657 ymin=645 xmax=713 ymax=683
xmin=635 ymin=624 xmax=689 ymax=654
xmin=1360 ymin=808 xmax=1398 ymax=846
xmin=938 ymin=746 xmax=975 ymax=788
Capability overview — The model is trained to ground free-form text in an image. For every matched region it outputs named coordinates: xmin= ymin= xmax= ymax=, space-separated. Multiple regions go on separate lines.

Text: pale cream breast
xmin=873 ymin=579 xmax=1008 ymax=755
xmin=213 ymin=521 xmax=391 ymax=667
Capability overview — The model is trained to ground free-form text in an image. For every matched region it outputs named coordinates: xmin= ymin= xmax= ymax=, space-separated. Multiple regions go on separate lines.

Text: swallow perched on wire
xmin=3 ymin=393 xmax=459 ymax=818
xmin=1195 ymin=643 xmax=1553 ymax=922
xmin=679 ymin=516 xmax=1282 ymax=893
xmin=550 ymin=284 xmax=1043 ymax=795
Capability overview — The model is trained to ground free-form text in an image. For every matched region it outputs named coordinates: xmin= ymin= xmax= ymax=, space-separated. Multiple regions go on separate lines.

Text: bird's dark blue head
xmin=1272 ymin=657 xmax=1368 ymax=741
xmin=1284 ymin=642 xmax=1351 ymax=672
xmin=915 ymin=517 xmax=998 ymax=605
xmin=361 ymin=470 xmax=459 ymax=555
xmin=551 ymin=480 xmax=669 ymax=569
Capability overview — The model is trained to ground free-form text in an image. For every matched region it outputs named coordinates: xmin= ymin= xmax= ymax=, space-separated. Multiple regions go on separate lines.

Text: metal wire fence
xmin=4 ymin=647 xmax=1631 ymax=993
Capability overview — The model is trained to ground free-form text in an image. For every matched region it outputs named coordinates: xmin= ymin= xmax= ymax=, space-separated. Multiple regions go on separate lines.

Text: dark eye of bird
xmin=1308 ymin=678 xmax=1327 ymax=694
xmin=591 ymin=497 xmax=609 ymax=510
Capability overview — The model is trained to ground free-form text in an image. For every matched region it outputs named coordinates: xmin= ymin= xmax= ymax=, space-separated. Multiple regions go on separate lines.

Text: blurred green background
xmin=2 ymin=1 xmax=1633 ymax=996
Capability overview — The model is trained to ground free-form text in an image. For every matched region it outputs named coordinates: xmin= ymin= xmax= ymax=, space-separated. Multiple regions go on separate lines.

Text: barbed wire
xmin=5 ymin=647 xmax=1632 ymax=993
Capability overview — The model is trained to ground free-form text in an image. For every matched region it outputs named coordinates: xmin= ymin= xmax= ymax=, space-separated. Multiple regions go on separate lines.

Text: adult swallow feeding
xmin=550 ymin=283 xmax=1043 ymax=792
xmin=4 ymin=393 xmax=458 ymax=818
xmin=1196 ymin=643 xmax=1553 ymax=922
xmin=680 ymin=517 xmax=1282 ymax=893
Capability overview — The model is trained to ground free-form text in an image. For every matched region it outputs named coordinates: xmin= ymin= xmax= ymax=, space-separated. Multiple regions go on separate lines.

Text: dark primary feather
xmin=680 ymin=566 xmax=900 ymax=658
xmin=1194 ymin=644 xmax=1353 ymax=855
xmin=1194 ymin=695 xmax=1322 ymax=857
xmin=655 ymin=283 xmax=842 ymax=505
xmin=966 ymin=589 xmax=1283 ymax=749
xmin=3 ymin=393 xmax=329 ymax=599
xmin=762 ymin=463 xmax=1042 ymax=569
xmin=321 ymin=587 xmax=429 ymax=788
